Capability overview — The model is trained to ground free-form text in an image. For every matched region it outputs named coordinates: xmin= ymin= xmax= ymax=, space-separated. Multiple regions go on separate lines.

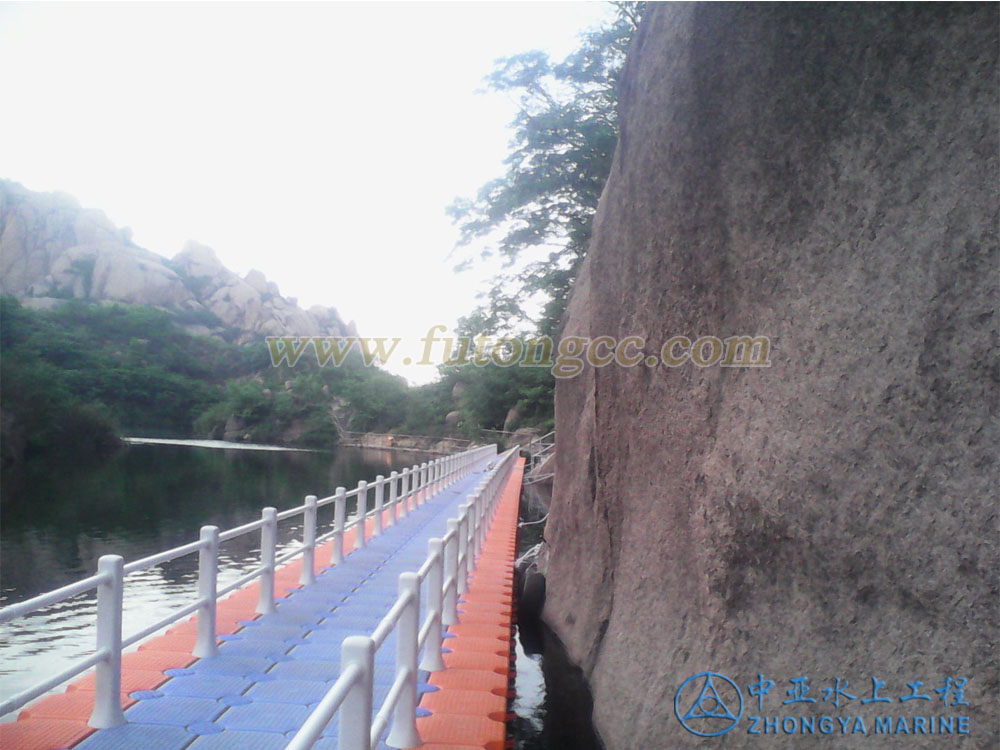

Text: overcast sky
xmin=0 ymin=1 xmax=613 ymax=383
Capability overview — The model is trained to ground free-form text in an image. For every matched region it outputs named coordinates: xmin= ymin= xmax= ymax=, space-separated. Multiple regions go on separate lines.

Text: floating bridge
xmin=1 ymin=445 xmax=524 ymax=750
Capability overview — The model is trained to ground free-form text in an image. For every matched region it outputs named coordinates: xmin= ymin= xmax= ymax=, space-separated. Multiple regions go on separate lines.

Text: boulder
xmin=545 ymin=5 xmax=998 ymax=749
xmin=502 ymin=406 xmax=521 ymax=432
xmin=244 ymin=268 xmax=270 ymax=295
xmin=451 ymin=380 xmax=469 ymax=401
xmin=172 ymin=241 xmax=225 ymax=279
xmin=1 ymin=182 xmax=193 ymax=306
xmin=0 ymin=181 xmax=353 ymax=341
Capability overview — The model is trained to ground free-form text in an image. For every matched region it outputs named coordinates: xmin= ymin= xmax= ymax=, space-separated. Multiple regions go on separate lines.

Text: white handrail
xmin=0 ymin=442 xmax=499 ymax=725
xmin=370 ymin=669 xmax=410 ymax=747
xmin=122 ymin=539 xmax=207 ymax=575
xmin=0 ymin=572 xmax=109 ymax=624
xmin=218 ymin=517 xmax=266 ymax=543
xmin=286 ymin=445 xmax=518 ymax=750
xmin=0 ymin=648 xmax=109 ymax=718
xmin=283 ymin=645 xmax=367 ymax=750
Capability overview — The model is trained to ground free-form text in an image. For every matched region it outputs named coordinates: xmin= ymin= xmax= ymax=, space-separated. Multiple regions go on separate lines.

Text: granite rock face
xmin=544 ymin=5 xmax=998 ymax=748
xmin=0 ymin=180 xmax=351 ymax=341
xmin=0 ymin=185 xmax=192 ymax=306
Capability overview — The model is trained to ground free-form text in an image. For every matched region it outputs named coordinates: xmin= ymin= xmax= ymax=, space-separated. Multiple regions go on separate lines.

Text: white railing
xmin=526 ymin=430 xmax=555 ymax=470
xmin=0 ymin=443 xmax=500 ymax=728
xmin=285 ymin=446 xmax=518 ymax=750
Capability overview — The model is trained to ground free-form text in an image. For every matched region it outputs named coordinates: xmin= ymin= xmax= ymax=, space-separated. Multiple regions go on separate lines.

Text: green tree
xmin=449 ymin=2 xmax=643 ymax=336
xmin=436 ymin=3 xmax=643 ymax=436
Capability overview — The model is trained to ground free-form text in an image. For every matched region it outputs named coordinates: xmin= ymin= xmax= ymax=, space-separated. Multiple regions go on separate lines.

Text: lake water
xmin=0 ymin=441 xmax=435 ymax=712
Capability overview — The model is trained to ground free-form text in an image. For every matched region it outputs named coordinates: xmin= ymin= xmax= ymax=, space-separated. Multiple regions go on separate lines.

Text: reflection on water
xmin=0 ymin=442 xmax=433 ymax=709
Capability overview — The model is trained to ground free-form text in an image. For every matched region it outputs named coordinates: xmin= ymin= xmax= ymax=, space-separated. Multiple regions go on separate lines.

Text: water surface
xmin=0 ymin=441 xmax=433 ymax=710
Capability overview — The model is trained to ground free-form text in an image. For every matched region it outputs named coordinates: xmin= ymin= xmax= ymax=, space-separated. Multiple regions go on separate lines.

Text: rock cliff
xmin=0 ymin=180 xmax=354 ymax=341
xmin=545 ymin=5 xmax=998 ymax=748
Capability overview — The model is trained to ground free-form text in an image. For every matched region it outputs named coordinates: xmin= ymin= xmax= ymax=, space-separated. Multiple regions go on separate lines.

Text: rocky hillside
xmin=544 ymin=5 xmax=997 ymax=749
xmin=0 ymin=180 xmax=355 ymax=342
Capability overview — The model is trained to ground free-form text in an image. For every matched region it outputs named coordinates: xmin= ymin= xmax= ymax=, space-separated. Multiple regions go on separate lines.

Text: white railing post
xmin=89 ymin=554 xmax=125 ymax=728
xmin=339 ymin=636 xmax=374 ymax=750
xmin=412 ymin=464 xmax=419 ymax=509
xmin=355 ymin=480 xmax=368 ymax=550
xmin=388 ymin=471 xmax=398 ymax=525
xmin=194 ymin=525 xmax=219 ymax=658
xmin=480 ymin=483 xmax=490 ymax=550
xmin=480 ymin=485 xmax=488 ymax=552
xmin=412 ymin=464 xmax=424 ymax=510
xmin=373 ymin=475 xmax=385 ymax=536
xmin=410 ymin=464 xmax=420 ymax=509
xmin=420 ymin=462 xmax=428 ymax=505
xmin=420 ymin=539 xmax=445 ymax=671
xmin=387 ymin=572 xmax=422 ymax=749
xmin=471 ymin=487 xmax=484 ymax=561
xmin=300 ymin=495 xmax=318 ymax=586
xmin=470 ymin=493 xmax=481 ymax=564
xmin=257 ymin=507 xmax=277 ymax=614
xmin=457 ymin=507 xmax=470 ymax=595
xmin=333 ymin=486 xmax=347 ymax=564
xmin=400 ymin=469 xmax=411 ymax=518
xmin=443 ymin=519 xmax=460 ymax=625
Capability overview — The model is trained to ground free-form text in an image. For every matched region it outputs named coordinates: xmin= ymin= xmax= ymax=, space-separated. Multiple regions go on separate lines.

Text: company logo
xmin=674 ymin=671 xmax=974 ymax=739
xmin=674 ymin=671 xmax=744 ymax=737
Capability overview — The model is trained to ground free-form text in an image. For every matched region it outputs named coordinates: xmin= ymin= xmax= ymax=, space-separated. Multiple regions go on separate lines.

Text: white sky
xmin=0 ymin=1 xmax=614 ymax=384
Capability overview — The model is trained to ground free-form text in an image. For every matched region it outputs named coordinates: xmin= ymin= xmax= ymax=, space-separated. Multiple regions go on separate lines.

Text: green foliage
xmin=191 ymin=349 xmax=411 ymax=444
xmin=1 ymin=297 xmax=425 ymax=456
xmin=0 ymin=346 xmax=120 ymax=464
xmin=447 ymin=364 xmax=553 ymax=431
xmin=172 ymin=306 xmax=224 ymax=329
xmin=402 ymin=380 xmax=453 ymax=435
xmin=449 ymin=2 xmax=643 ymax=336
xmin=435 ymin=4 xmax=643 ymax=435
xmin=0 ymin=297 xmax=257 ymax=444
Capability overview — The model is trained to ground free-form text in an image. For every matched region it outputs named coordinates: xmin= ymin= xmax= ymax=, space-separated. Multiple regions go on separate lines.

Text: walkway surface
xmin=6 ymin=455 xmax=524 ymax=750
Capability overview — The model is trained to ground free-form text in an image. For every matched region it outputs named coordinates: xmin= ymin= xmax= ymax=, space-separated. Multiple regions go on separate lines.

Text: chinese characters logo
xmin=673 ymin=671 xmax=971 ymax=738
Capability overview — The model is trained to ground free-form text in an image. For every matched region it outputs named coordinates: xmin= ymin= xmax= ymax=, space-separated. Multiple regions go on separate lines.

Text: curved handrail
xmin=0 ymin=442 xmax=501 ymax=729
xmin=285 ymin=446 xmax=519 ymax=750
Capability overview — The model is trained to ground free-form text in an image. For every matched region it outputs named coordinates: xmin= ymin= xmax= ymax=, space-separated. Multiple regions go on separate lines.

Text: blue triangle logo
xmin=681 ymin=675 xmax=739 ymax=722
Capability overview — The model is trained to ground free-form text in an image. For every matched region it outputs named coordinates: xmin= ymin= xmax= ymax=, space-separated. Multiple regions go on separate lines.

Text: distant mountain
xmin=0 ymin=179 xmax=355 ymax=342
